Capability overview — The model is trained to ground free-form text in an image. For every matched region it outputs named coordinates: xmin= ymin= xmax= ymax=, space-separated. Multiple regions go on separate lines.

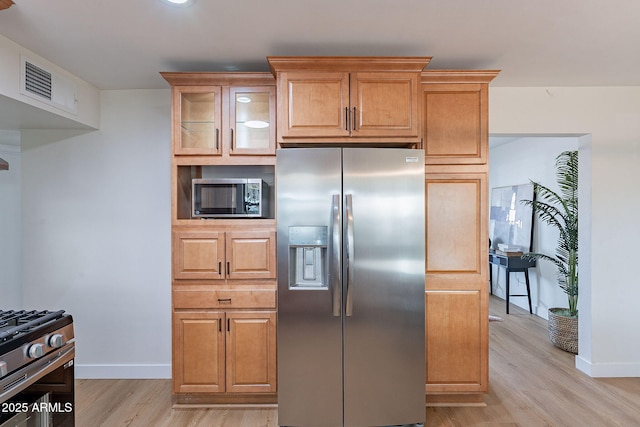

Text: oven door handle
xmin=0 ymin=343 xmax=75 ymax=404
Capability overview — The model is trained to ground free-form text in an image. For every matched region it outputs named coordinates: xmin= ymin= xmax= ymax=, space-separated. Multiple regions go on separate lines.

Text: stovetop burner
xmin=0 ymin=310 xmax=73 ymax=355
xmin=0 ymin=310 xmax=66 ymax=341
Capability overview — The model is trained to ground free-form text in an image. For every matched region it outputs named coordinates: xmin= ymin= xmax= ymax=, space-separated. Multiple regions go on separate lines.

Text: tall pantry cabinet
xmin=162 ymin=72 xmax=278 ymax=404
xmin=162 ymin=61 xmax=500 ymax=407
xmin=421 ymin=70 xmax=499 ymax=405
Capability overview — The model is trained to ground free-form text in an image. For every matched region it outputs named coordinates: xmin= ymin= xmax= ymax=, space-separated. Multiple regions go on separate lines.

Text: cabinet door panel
xmin=229 ymin=86 xmax=276 ymax=156
xmin=175 ymin=86 xmax=222 ymax=156
xmin=425 ymin=173 xmax=487 ymax=289
xmin=226 ymin=231 xmax=276 ymax=279
xmin=424 ymin=172 xmax=488 ymax=395
xmin=173 ymin=231 xmax=225 ymax=279
xmin=226 ymin=311 xmax=277 ymax=393
xmin=425 ymin=291 xmax=486 ymax=392
xmin=423 ymin=84 xmax=487 ymax=165
xmin=352 ymin=72 xmax=419 ymax=137
xmin=173 ymin=312 xmax=225 ymax=393
xmin=278 ymin=72 xmax=350 ymax=138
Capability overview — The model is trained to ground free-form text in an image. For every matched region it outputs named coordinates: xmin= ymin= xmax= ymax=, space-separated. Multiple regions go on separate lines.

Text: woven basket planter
xmin=548 ymin=308 xmax=578 ymax=354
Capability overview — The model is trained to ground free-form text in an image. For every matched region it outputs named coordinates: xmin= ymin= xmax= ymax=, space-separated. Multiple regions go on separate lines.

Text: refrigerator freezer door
xmin=276 ymin=148 xmax=343 ymax=427
xmin=342 ymin=148 xmax=425 ymax=426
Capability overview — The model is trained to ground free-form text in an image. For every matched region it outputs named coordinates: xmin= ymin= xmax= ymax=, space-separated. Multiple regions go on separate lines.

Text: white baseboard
xmin=576 ymin=356 xmax=640 ymax=377
xmin=75 ymin=364 xmax=171 ymax=379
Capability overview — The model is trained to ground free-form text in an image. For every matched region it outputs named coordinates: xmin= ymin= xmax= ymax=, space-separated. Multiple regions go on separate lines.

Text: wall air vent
xmin=24 ymin=61 xmax=53 ymax=100
xmin=20 ymin=56 xmax=78 ymax=115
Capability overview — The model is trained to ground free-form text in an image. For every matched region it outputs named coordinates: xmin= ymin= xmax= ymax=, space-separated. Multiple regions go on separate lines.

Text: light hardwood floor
xmin=76 ymin=296 xmax=640 ymax=426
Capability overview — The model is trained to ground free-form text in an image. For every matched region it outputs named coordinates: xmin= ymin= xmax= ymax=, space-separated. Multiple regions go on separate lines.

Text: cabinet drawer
xmin=174 ymin=289 xmax=276 ymax=309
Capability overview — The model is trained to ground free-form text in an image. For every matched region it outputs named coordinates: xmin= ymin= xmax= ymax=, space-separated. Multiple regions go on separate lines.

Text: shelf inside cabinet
xmin=175 ymin=165 xmax=275 ymax=221
xmin=233 ymin=91 xmax=271 ymax=152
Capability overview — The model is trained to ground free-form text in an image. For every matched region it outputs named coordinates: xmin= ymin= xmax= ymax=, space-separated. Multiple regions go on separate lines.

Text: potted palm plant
xmin=522 ymin=150 xmax=578 ymax=353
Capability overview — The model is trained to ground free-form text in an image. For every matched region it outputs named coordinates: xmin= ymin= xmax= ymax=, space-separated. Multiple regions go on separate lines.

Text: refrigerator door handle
xmin=345 ymin=193 xmax=355 ymax=317
xmin=330 ymin=194 xmax=341 ymax=317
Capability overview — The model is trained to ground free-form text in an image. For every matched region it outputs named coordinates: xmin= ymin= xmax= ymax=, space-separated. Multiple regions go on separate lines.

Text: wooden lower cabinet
xmin=173 ymin=230 xmax=276 ymax=281
xmin=425 ymin=291 xmax=486 ymax=391
xmin=173 ymin=310 xmax=277 ymax=396
xmin=424 ymin=170 xmax=489 ymax=404
xmin=173 ymin=311 xmax=225 ymax=394
xmin=226 ymin=311 xmax=277 ymax=393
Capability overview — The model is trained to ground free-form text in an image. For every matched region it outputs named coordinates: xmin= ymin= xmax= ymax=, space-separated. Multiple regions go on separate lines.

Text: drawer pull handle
xmin=218 ymin=298 xmax=232 ymax=303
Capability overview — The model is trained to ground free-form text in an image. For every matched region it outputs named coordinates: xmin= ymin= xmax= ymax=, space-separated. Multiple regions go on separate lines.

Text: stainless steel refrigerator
xmin=276 ymin=147 xmax=425 ymax=427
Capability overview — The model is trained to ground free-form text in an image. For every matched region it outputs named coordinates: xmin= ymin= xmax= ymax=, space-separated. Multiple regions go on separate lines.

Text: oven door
xmin=0 ymin=346 xmax=74 ymax=427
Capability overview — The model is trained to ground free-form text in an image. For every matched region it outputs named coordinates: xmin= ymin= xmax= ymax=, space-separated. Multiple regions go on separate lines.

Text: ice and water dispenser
xmin=288 ymin=226 xmax=328 ymax=290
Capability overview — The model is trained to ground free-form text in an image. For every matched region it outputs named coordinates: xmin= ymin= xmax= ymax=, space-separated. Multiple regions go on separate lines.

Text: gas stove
xmin=0 ymin=309 xmax=75 ymax=426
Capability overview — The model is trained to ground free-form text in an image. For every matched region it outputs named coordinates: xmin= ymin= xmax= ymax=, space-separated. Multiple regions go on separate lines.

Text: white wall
xmin=489 ymin=136 xmax=579 ymax=317
xmin=20 ymin=89 xmax=171 ymax=378
xmin=491 ymin=87 xmax=640 ymax=377
xmin=0 ymin=33 xmax=100 ymax=130
xmin=0 ymin=133 xmax=21 ymax=308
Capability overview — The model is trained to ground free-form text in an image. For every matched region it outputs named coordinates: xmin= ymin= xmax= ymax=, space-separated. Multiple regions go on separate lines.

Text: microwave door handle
xmin=345 ymin=194 xmax=354 ymax=317
xmin=329 ymin=194 xmax=341 ymax=317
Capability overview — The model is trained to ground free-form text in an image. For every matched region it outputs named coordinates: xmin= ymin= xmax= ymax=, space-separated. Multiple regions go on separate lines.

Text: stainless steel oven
xmin=0 ymin=311 xmax=75 ymax=427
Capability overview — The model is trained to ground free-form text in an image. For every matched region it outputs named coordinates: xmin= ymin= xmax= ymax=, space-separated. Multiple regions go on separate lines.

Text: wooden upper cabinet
xmin=175 ymin=86 xmax=223 ymax=156
xmin=161 ymin=73 xmax=277 ymax=157
xmin=229 ymin=86 xmax=276 ymax=156
xmin=421 ymin=71 xmax=499 ymax=165
xmin=268 ymin=57 xmax=430 ymax=145
xmin=279 ymin=71 xmax=350 ymax=138
xmin=352 ymin=72 xmax=419 ymax=138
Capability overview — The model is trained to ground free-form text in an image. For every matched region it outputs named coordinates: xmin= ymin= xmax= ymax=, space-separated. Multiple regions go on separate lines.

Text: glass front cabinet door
xmin=175 ymin=86 xmax=223 ymax=156
xmin=229 ymin=86 xmax=276 ymax=156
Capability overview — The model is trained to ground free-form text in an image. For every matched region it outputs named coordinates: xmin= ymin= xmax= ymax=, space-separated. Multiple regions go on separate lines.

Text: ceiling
xmin=1 ymin=0 xmax=639 ymax=91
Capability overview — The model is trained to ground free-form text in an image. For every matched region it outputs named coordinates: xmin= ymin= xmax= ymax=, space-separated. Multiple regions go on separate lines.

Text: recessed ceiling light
xmin=161 ymin=0 xmax=195 ymax=7
xmin=236 ymin=96 xmax=252 ymax=104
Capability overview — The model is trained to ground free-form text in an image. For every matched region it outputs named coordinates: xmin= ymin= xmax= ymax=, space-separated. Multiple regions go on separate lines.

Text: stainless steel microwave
xmin=192 ymin=178 xmax=269 ymax=218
